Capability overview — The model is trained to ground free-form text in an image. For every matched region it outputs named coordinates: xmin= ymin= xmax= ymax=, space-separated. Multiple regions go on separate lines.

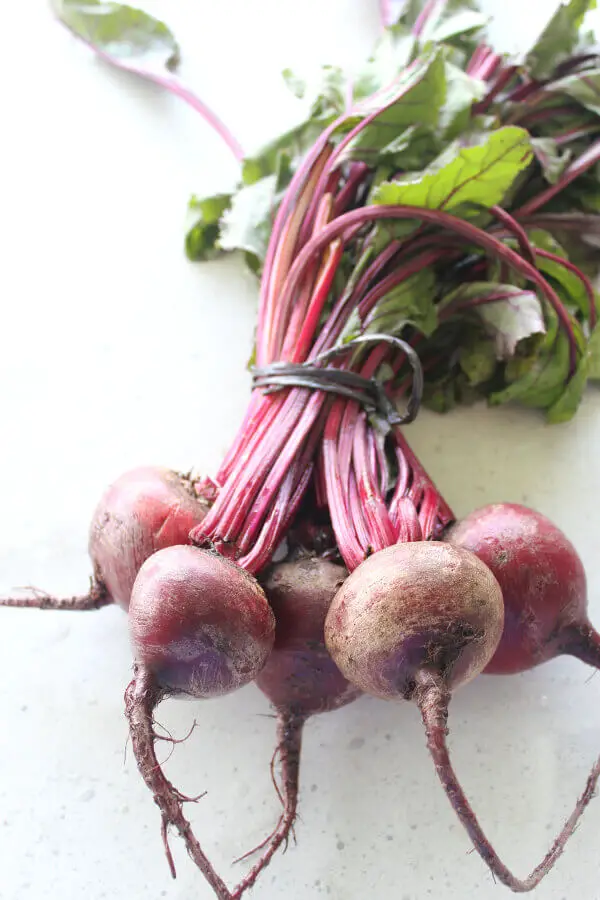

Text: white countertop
xmin=2 ymin=1 xmax=600 ymax=898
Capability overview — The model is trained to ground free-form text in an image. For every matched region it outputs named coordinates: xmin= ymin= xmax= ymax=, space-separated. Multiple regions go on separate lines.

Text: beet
xmin=0 ymin=466 xmax=209 ymax=612
xmin=444 ymin=503 xmax=600 ymax=674
xmin=125 ymin=545 xmax=275 ymax=899
xmin=232 ymin=558 xmax=360 ymax=891
xmin=324 ymin=540 xmax=599 ymax=892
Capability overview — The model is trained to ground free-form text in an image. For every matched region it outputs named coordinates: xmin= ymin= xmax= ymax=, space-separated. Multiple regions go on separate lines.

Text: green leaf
xmin=439 ymin=62 xmax=487 ymax=141
xmin=282 ymin=68 xmax=306 ymax=99
xmin=353 ymin=25 xmax=416 ymax=100
xmin=397 ymin=0 xmax=487 ymax=45
xmin=546 ymin=324 xmax=600 ymax=420
xmin=548 ymin=68 xmax=600 ymax=118
xmin=531 ymin=137 xmax=572 ymax=185
xmin=54 ymin=0 xmax=179 ymax=72
xmin=373 ymin=125 xmax=441 ymax=174
xmin=459 ymin=338 xmax=497 ymax=385
xmin=526 ymin=0 xmax=597 ymax=79
xmin=340 ymin=269 xmax=438 ymax=343
xmin=373 ymin=127 xmax=533 ymax=213
xmin=185 ymin=193 xmax=232 ymax=261
xmin=588 ymin=323 xmax=600 ymax=379
xmin=343 ymin=49 xmax=447 ymax=161
xmin=489 ymin=335 xmax=572 ymax=410
xmin=218 ymin=176 xmax=280 ymax=268
xmin=242 ymin=119 xmax=326 ymax=186
xmin=442 ymin=282 xmax=546 ymax=358
xmin=529 ymin=229 xmax=596 ymax=321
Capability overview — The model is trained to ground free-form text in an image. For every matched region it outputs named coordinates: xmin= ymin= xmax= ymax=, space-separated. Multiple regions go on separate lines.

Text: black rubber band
xmin=251 ymin=334 xmax=423 ymax=426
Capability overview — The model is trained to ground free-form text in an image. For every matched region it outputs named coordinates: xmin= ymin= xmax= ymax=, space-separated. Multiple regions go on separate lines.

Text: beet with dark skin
xmin=324 ymin=540 xmax=600 ymax=893
xmin=126 ymin=544 xmax=276 ymax=900
xmin=0 ymin=466 xmax=209 ymax=612
xmin=239 ymin=558 xmax=360 ymax=885
xmin=444 ymin=502 xmax=600 ymax=674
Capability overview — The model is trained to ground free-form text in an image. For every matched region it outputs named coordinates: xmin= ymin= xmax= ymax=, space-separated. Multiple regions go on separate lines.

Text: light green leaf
xmin=54 ymin=0 xmax=179 ymax=72
xmin=373 ymin=126 xmax=533 ymax=213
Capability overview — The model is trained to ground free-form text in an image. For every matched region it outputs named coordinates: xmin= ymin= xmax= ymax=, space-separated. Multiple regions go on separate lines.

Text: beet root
xmin=324 ymin=541 xmax=599 ymax=892
xmin=234 ymin=558 xmax=360 ymax=890
xmin=324 ymin=542 xmax=504 ymax=700
xmin=444 ymin=502 xmax=600 ymax=674
xmin=125 ymin=544 xmax=276 ymax=899
xmin=0 ymin=466 xmax=209 ymax=612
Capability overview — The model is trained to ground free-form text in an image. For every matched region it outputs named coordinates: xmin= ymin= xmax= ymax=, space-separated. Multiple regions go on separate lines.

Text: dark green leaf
xmin=185 ymin=193 xmax=231 ymax=261
xmin=54 ymin=0 xmax=180 ymax=72
xmin=526 ymin=0 xmax=597 ymax=79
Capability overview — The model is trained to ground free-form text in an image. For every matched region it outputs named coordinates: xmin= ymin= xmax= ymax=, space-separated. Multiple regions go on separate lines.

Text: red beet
xmin=444 ymin=503 xmax=600 ymax=674
xmin=233 ymin=558 xmax=359 ymax=891
xmin=125 ymin=544 xmax=275 ymax=900
xmin=0 ymin=466 xmax=209 ymax=612
xmin=324 ymin=540 xmax=600 ymax=892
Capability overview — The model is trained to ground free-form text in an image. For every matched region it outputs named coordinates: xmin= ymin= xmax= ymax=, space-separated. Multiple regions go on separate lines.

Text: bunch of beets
xmin=6 ymin=0 xmax=600 ymax=895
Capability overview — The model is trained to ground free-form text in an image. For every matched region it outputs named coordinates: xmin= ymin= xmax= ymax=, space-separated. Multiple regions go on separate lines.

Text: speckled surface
xmin=1 ymin=1 xmax=600 ymax=898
